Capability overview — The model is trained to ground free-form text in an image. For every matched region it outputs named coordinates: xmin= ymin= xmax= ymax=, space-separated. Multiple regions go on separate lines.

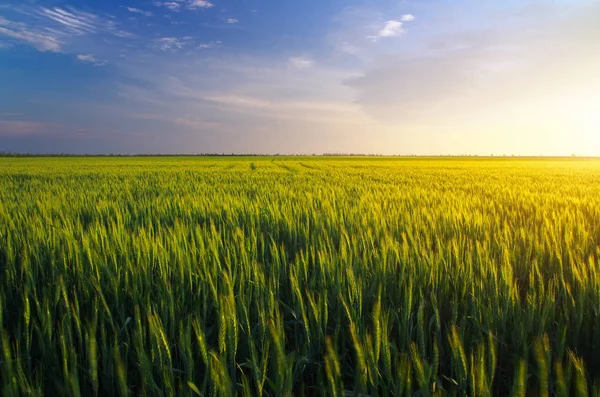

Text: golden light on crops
xmin=2 ymin=156 xmax=600 ymax=394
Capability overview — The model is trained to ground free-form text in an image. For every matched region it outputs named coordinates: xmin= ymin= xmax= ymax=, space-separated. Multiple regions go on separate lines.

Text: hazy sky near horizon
xmin=1 ymin=0 xmax=599 ymax=155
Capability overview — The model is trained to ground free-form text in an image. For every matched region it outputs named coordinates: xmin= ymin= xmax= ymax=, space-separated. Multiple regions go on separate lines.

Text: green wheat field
xmin=1 ymin=156 xmax=600 ymax=396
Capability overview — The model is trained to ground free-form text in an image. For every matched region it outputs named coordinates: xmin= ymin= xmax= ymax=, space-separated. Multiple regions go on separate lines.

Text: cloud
xmin=77 ymin=54 xmax=96 ymax=62
xmin=197 ymin=40 xmax=221 ymax=49
xmin=154 ymin=0 xmax=214 ymax=11
xmin=117 ymin=53 xmax=364 ymax=130
xmin=346 ymin=2 xmax=600 ymax=129
xmin=0 ymin=23 xmax=62 ymax=52
xmin=76 ymin=54 xmax=106 ymax=65
xmin=154 ymin=2 xmax=181 ymax=11
xmin=368 ymin=18 xmax=414 ymax=42
xmin=0 ymin=6 xmax=133 ymax=54
xmin=288 ymin=57 xmax=314 ymax=69
xmin=133 ymin=113 xmax=222 ymax=128
xmin=339 ymin=42 xmax=357 ymax=54
xmin=202 ymin=94 xmax=360 ymax=121
xmin=226 ymin=18 xmax=238 ymax=24
xmin=172 ymin=117 xmax=221 ymax=128
xmin=125 ymin=7 xmax=153 ymax=17
xmin=156 ymin=37 xmax=182 ymax=51
xmin=34 ymin=6 xmax=130 ymax=41
xmin=189 ymin=0 xmax=214 ymax=8
xmin=155 ymin=36 xmax=195 ymax=51
xmin=378 ymin=20 xmax=404 ymax=37
xmin=38 ymin=7 xmax=106 ymax=35
xmin=327 ymin=7 xmax=415 ymax=58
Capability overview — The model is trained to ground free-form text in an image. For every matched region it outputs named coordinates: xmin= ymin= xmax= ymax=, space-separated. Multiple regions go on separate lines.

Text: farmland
xmin=1 ymin=156 xmax=600 ymax=396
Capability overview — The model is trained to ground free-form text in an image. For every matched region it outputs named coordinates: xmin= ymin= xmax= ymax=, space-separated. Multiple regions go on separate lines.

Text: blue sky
xmin=1 ymin=0 xmax=599 ymax=154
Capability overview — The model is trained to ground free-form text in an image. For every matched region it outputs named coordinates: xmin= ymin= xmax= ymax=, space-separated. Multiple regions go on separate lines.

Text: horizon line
xmin=1 ymin=153 xmax=599 ymax=159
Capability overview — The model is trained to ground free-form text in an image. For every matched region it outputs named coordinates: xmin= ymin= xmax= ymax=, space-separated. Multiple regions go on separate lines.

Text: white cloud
xmin=155 ymin=36 xmax=200 ymax=51
xmin=288 ymin=57 xmax=314 ymax=69
xmin=155 ymin=0 xmax=213 ymax=10
xmin=77 ymin=54 xmax=106 ymax=66
xmin=0 ymin=25 xmax=62 ymax=52
xmin=368 ymin=20 xmax=404 ymax=41
xmin=327 ymin=7 xmax=414 ymax=57
xmin=33 ymin=7 xmax=131 ymax=39
xmin=379 ymin=20 xmax=404 ymax=37
xmin=156 ymin=37 xmax=187 ymax=51
xmin=126 ymin=7 xmax=153 ymax=17
xmin=0 ymin=6 xmax=133 ymax=54
xmin=197 ymin=40 xmax=221 ymax=49
xmin=366 ymin=16 xmax=415 ymax=42
xmin=346 ymin=2 xmax=600 ymax=137
xmin=77 ymin=54 xmax=96 ymax=62
xmin=38 ymin=7 xmax=102 ymax=35
xmin=188 ymin=0 xmax=214 ymax=8
xmin=113 ymin=30 xmax=137 ymax=39
xmin=154 ymin=2 xmax=181 ymax=11
xmin=226 ymin=18 xmax=238 ymax=24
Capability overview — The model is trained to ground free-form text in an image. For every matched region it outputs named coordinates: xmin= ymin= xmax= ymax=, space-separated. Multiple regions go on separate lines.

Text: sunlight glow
xmin=572 ymin=97 xmax=600 ymax=150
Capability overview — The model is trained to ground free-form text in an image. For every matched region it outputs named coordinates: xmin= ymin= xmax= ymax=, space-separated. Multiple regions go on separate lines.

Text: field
xmin=1 ymin=156 xmax=600 ymax=396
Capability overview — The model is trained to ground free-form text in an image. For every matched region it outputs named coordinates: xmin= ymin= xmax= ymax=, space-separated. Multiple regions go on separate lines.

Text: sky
xmin=0 ymin=0 xmax=599 ymax=155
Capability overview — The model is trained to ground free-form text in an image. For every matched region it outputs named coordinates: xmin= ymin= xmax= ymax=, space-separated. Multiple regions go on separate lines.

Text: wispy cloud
xmin=226 ymin=18 xmax=238 ymax=24
xmin=197 ymin=40 xmax=222 ymax=49
xmin=38 ymin=7 xmax=107 ymax=35
xmin=0 ymin=18 xmax=62 ymax=52
xmin=77 ymin=54 xmax=96 ymax=62
xmin=0 ymin=6 xmax=133 ymax=54
xmin=327 ymin=7 xmax=415 ymax=58
xmin=117 ymin=53 xmax=363 ymax=131
xmin=125 ymin=7 xmax=153 ymax=17
xmin=77 ymin=54 xmax=106 ymax=66
xmin=154 ymin=2 xmax=181 ymax=11
xmin=189 ymin=0 xmax=214 ymax=9
xmin=135 ymin=113 xmax=222 ymax=128
xmin=154 ymin=0 xmax=214 ymax=11
xmin=346 ymin=3 xmax=600 ymax=131
xmin=338 ymin=42 xmax=357 ymax=54
xmin=155 ymin=36 xmax=195 ymax=51
xmin=288 ymin=57 xmax=314 ymax=69
xmin=203 ymin=95 xmax=359 ymax=119
xmin=368 ymin=16 xmax=415 ymax=42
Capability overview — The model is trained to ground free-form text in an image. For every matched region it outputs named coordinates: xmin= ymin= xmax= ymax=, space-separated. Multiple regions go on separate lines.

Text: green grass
xmin=1 ymin=156 xmax=599 ymax=396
